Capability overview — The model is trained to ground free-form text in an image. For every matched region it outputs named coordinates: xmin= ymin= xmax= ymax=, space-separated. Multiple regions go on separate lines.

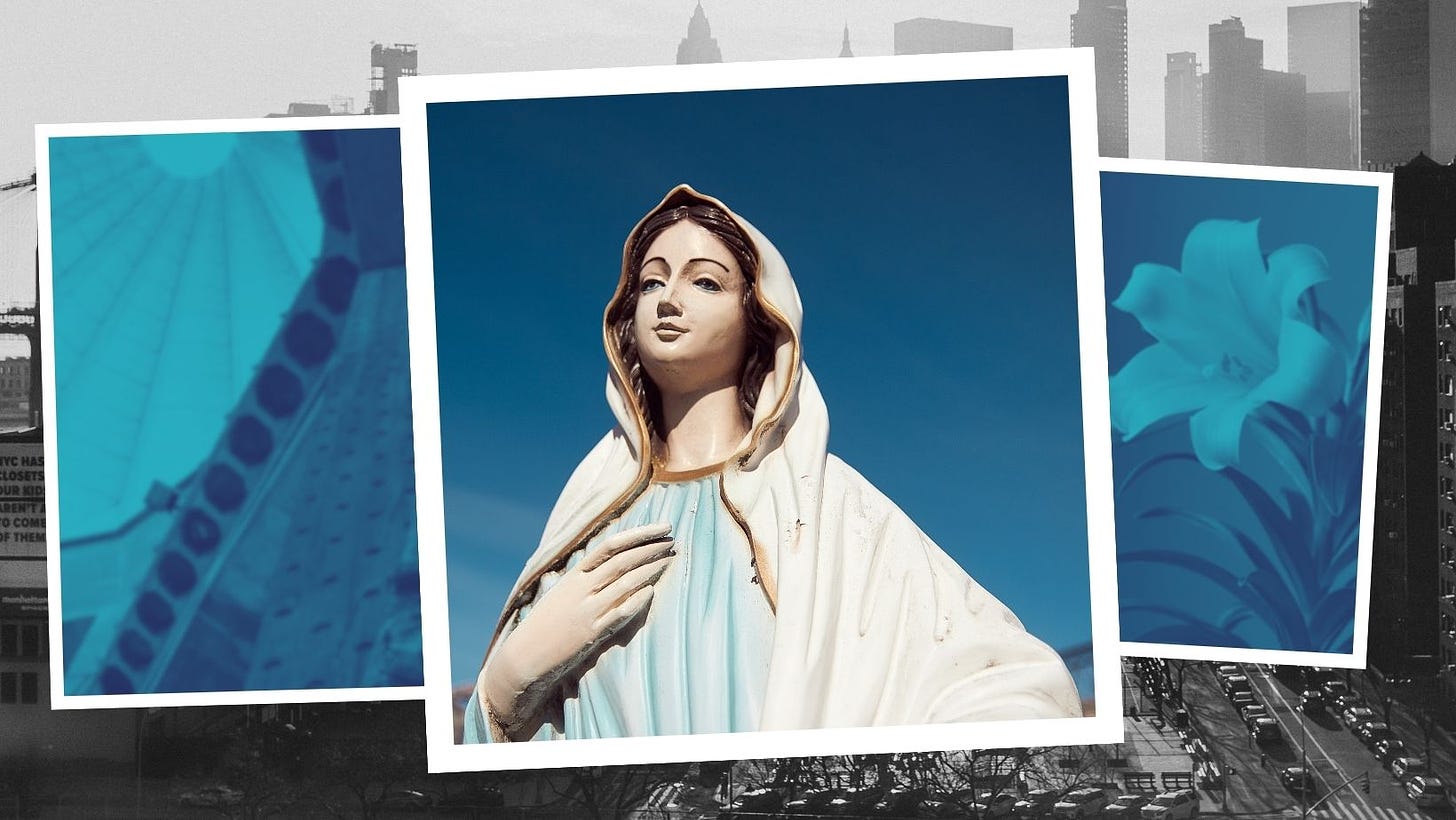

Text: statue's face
xmin=633 ymin=219 xmax=749 ymax=396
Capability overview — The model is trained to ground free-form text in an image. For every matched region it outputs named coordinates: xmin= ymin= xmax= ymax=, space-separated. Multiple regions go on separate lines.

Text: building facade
xmin=892 ymin=18 xmax=1012 ymax=55
xmin=1070 ymin=0 xmax=1128 ymax=158
xmin=1262 ymin=69 xmax=1309 ymax=168
xmin=0 ymin=357 xmax=29 ymax=430
xmin=1164 ymin=52 xmax=1203 ymax=162
xmin=1204 ymin=17 xmax=1266 ymax=164
xmin=1361 ymin=0 xmax=1456 ymax=169
xmin=1373 ymin=272 xmax=1436 ymax=678
xmin=1288 ymin=2 xmax=1362 ymax=169
xmin=1 ymin=559 xmax=138 ymax=765
xmin=368 ymin=43 xmax=417 ymax=116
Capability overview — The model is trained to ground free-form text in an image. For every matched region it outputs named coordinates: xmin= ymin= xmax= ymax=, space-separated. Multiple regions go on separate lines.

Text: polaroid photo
xmin=1102 ymin=158 xmax=1391 ymax=669
xmin=402 ymin=49 xmax=1122 ymax=771
xmin=39 ymin=117 xmax=425 ymax=707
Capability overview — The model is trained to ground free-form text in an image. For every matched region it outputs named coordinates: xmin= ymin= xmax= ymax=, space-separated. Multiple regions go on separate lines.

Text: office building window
xmin=0 ymin=672 xmax=39 ymax=706
xmin=0 ymin=622 xmax=44 ymax=659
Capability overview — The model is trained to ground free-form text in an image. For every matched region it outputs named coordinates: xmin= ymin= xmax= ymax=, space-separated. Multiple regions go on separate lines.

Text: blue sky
xmin=426 ymin=75 xmax=1100 ymax=693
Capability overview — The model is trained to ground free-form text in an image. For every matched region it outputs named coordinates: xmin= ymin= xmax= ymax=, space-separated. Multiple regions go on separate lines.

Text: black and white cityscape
xmin=3 ymin=0 xmax=1456 ymax=816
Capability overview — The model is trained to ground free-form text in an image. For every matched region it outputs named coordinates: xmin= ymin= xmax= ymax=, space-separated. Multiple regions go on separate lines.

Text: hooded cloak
xmin=471 ymin=185 xmax=1081 ymax=740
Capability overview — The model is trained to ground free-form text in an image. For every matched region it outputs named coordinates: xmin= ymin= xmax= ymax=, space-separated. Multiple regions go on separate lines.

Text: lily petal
xmin=1112 ymin=257 xmax=1275 ymax=372
xmin=1267 ymin=244 xmax=1331 ymax=321
xmin=1180 ymin=220 xmax=1280 ymax=355
xmin=1251 ymin=320 xmax=1346 ymax=419
xmin=1111 ymin=344 xmax=1243 ymax=438
xmin=1189 ymin=393 xmax=1259 ymax=470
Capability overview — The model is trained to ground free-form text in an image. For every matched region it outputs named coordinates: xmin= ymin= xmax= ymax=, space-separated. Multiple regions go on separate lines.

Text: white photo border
xmin=1102 ymin=156 xmax=1392 ymax=671
xmin=400 ymin=49 xmax=1124 ymax=773
xmin=38 ymin=114 xmax=426 ymax=709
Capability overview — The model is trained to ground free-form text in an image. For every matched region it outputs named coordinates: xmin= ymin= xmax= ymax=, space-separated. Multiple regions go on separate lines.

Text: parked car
xmin=1299 ymin=690 xmax=1325 ymax=713
xmin=1321 ymin=680 xmax=1350 ymax=700
xmin=1392 ymin=756 xmax=1430 ymax=783
xmin=1103 ymin=794 xmax=1151 ymax=817
xmin=1229 ymin=690 xmax=1258 ymax=709
xmin=783 ymin=787 xmax=845 ymax=815
xmin=1012 ymin=788 xmax=1060 ymax=818
xmin=1221 ymin=675 xmax=1251 ymax=695
xmin=921 ymin=790 xmax=974 ymax=818
xmin=1280 ymin=767 xmax=1318 ymax=802
xmin=1357 ymin=721 xmax=1395 ymax=748
xmin=1340 ymin=706 xmax=1376 ymax=729
xmin=1239 ymin=704 xmax=1268 ymax=723
xmin=1331 ymin=692 xmax=1366 ymax=712
xmin=969 ymin=791 xmax=1019 ymax=818
xmin=1374 ymin=738 xmax=1408 ymax=766
xmin=1139 ymin=789 xmax=1200 ymax=819
xmin=826 ymin=786 xmax=885 ymax=816
xmin=871 ymin=785 xmax=925 ymax=817
xmin=724 ymin=787 xmax=783 ymax=815
xmin=1214 ymin=664 xmax=1240 ymax=679
xmin=1053 ymin=787 xmax=1113 ymax=818
xmin=1249 ymin=717 xmax=1281 ymax=744
xmin=1406 ymin=776 xmax=1448 ymax=809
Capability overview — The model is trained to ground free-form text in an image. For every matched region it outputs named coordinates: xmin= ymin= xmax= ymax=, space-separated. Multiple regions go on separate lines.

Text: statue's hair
xmin=608 ymin=203 xmax=779 ymax=446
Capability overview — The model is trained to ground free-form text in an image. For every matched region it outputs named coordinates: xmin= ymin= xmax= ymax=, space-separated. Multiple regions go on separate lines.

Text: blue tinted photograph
xmin=48 ymin=126 xmax=422 ymax=697
xmin=425 ymin=73 xmax=1108 ymax=744
xmin=1102 ymin=169 xmax=1383 ymax=659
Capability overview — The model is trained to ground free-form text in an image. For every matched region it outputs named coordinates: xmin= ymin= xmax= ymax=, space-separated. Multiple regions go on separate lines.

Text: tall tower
xmin=1204 ymin=17 xmax=1266 ymax=164
xmin=1289 ymin=2 xmax=1362 ymax=169
xmin=369 ymin=43 xmax=417 ymax=116
xmin=1070 ymin=0 xmax=1129 ymax=158
xmin=840 ymin=23 xmax=854 ymax=58
xmin=1361 ymin=0 xmax=1456 ymax=169
xmin=1164 ymin=52 xmax=1203 ymax=161
xmin=1263 ymin=68 xmax=1309 ymax=167
xmin=677 ymin=1 xmax=723 ymax=64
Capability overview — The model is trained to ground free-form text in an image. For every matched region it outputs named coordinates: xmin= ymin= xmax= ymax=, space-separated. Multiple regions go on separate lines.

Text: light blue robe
xmin=464 ymin=471 xmax=775 ymax=741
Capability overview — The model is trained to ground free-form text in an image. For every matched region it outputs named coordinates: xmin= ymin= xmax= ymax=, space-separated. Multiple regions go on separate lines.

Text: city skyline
xmin=0 ymin=1 xmax=1386 ymax=183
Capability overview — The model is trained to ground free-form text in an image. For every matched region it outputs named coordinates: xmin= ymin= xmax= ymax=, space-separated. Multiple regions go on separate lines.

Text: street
xmin=1181 ymin=661 xmax=1453 ymax=819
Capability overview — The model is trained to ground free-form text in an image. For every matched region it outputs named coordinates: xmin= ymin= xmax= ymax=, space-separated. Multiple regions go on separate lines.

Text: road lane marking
xmin=1246 ymin=666 xmax=1376 ymax=812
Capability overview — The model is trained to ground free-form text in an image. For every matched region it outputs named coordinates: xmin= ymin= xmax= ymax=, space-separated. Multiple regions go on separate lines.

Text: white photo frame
xmin=401 ymin=49 xmax=1123 ymax=772
xmin=1101 ymin=157 xmax=1391 ymax=671
xmin=39 ymin=115 xmax=426 ymax=708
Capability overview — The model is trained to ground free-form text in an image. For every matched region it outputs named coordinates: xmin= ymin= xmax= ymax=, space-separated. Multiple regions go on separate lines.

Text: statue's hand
xmin=480 ymin=522 xmax=676 ymax=740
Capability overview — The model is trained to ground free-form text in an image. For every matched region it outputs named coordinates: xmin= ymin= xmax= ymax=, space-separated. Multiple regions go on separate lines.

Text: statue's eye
xmin=641 ymin=278 xmax=664 ymax=293
xmin=695 ymin=278 xmax=722 ymax=293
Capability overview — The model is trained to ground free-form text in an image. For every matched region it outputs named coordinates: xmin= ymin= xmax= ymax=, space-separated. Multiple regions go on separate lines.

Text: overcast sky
xmin=3 ymin=1 xmax=1336 ymax=183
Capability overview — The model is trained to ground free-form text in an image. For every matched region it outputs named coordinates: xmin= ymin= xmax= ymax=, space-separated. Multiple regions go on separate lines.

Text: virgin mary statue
xmin=464 ymin=185 xmax=1081 ymax=742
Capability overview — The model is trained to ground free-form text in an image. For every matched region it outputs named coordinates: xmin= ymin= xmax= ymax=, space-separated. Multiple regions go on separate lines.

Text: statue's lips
xmin=653 ymin=323 xmax=688 ymax=340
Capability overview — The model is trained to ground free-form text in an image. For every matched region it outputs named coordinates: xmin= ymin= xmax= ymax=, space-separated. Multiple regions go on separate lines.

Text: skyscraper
xmin=1164 ymin=52 xmax=1203 ymax=162
xmin=676 ymin=1 xmax=723 ymax=64
xmin=1263 ymin=69 xmax=1309 ymax=167
xmin=1289 ymin=2 xmax=1362 ymax=169
xmin=368 ymin=43 xmax=417 ymax=116
xmin=839 ymin=24 xmax=854 ymax=58
xmin=892 ymin=18 xmax=1012 ymax=55
xmin=1361 ymin=0 xmax=1456 ymax=168
xmin=1070 ymin=0 xmax=1128 ymax=158
xmin=1204 ymin=17 xmax=1266 ymax=164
